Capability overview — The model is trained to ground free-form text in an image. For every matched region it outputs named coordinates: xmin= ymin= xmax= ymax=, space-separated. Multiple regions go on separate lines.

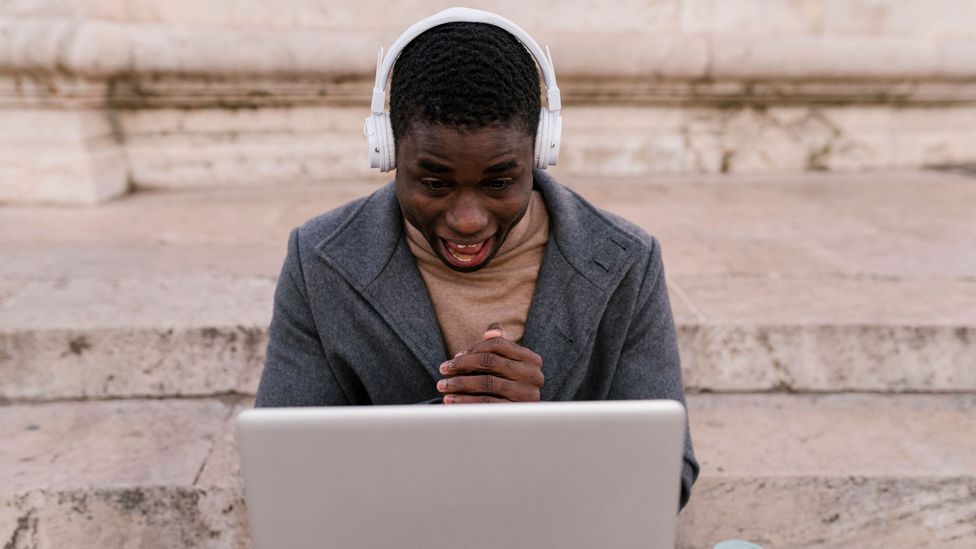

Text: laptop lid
xmin=237 ymin=400 xmax=685 ymax=549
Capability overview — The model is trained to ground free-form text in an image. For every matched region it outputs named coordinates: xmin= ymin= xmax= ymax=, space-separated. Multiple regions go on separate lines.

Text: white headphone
xmin=363 ymin=7 xmax=562 ymax=172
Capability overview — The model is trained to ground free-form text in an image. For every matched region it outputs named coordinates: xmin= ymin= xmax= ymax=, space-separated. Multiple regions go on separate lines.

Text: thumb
xmin=483 ymin=322 xmax=508 ymax=340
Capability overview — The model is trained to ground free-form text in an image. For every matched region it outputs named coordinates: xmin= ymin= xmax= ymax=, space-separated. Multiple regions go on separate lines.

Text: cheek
xmin=497 ymin=185 xmax=534 ymax=227
xmin=399 ymin=192 xmax=441 ymax=231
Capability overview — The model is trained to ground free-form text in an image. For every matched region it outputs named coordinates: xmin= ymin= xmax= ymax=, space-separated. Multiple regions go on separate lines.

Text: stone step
xmin=680 ymin=393 xmax=976 ymax=548
xmin=1 ymin=394 xmax=973 ymax=548
xmin=0 ymin=398 xmax=249 ymax=548
xmin=2 ymin=172 xmax=975 ymax=401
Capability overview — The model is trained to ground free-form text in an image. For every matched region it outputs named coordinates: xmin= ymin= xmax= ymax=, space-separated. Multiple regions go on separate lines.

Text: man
xmin=255 ymin=14 xmax=698 ymax=508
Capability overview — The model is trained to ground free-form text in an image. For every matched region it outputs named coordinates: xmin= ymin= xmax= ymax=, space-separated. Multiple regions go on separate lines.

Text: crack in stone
xmin=192 ymin=403 xmax=237 ymax=487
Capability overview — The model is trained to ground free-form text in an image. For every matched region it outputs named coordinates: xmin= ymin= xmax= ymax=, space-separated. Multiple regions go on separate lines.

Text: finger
xmin=441 ymin=348 xmax=525 ymax=378
xmin=467 ymin=336 xmax=540 ymax=364
xmin=483 ymin=322 xmax=507 ymax=340
xmin=443 ymin=394 xmax=509 ymax=405
xmin=437 ymin=375 xmax=540 ymax=402
xmin=440 ymin=352 xmax=545 ymax=387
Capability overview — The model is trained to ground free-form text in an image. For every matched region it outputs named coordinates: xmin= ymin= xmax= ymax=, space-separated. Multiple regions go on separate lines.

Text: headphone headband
xmin=365 ymin=7 xmax=562 ymax=172
xmin=370 ymin=7 xmax=561 ymax=114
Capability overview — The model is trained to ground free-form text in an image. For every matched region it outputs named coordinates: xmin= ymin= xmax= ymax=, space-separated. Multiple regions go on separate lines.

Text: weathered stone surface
xmin=0 ymin=179 xmax=383 ymax=248
xmin=0 ymin=399 xmax=229 ymax=492
xmin=0 ymin=276 xmax=273 ymax=331
xmin=679 ymin=476 xmax=976 ymax=549
xmin=9 ymin=0 xmax=976 ymax=42
xmin=672 ymin=276 xmax=976 ymax=326
xmin=120 ymin=107 xmax=389 ymax=189
xmin=0 ymin=398 xmax=249 ymax=548
xmin=571 ymin=171 xmax=976 ymax=277
xmin=678 ymin=323 xmax=975 ymax=392
xmin=0 ymin=276 xmax=272 ymax=401
xmin=0 ymin=325 xmax=267 ymax=401
xmin=678 ymin=393 xmax=976 ymax=548
xmin=0 ymin=487 xmax=249 ymax=549
xmin=24 ymin=103 xmax=957 ymax=192
xmin=0 ymin=109 xmax=127 ymax=205
xmin=2 ymin=2 xmax=975 ymax=79
xmin=686 ymin=393 xmax=976 ymax=475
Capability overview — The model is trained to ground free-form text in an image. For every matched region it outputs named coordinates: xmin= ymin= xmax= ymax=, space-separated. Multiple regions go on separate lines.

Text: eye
xmin=421 ymin=179 xmax=449 ymax=192
xmin=484 ymin=179 xmax=514 ymax=191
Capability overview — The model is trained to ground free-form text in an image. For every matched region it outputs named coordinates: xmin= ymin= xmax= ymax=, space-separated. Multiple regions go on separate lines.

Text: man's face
xmin=394 ymin=121 xmax=535 ymax=272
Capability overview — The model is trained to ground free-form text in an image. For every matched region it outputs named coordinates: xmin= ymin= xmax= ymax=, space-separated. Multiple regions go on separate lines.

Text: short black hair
xmin=389 ymin=22 xmax=542 ymax=142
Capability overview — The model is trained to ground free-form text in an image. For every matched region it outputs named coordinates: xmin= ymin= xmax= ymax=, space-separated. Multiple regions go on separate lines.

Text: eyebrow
xmin=417 ymin=159 xmax=450 ymax=174
xmin=484 ymin=160 xmax=519 ymax=174
xmin=416 ymin=159 xmax=520 ymax=175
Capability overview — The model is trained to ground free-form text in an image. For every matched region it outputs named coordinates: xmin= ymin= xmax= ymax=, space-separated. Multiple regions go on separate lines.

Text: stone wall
xmin=3 ymin=0 xmax=976 ymax=204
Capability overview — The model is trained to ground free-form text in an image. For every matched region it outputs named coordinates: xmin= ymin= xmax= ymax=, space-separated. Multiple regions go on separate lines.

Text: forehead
xmin=399 ymin=122 xmax=533 ymax=164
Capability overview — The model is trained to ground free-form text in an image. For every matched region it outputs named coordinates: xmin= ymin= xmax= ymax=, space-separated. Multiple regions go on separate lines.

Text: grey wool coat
xmin=255 ymin=169 xmax=699 ymax=508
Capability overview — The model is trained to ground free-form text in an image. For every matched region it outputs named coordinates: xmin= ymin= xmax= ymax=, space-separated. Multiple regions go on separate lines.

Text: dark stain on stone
xmin=823 ymin=513 xmax=840 ymax=523
xmin=116 ymin=489 xmax=146 ymax=512
xmin=68 ymin=336 xmax=93 ymax=356
xmin=242 ymin=326 xmax=263 ymax=349
xmin=720 ymin=150 xmax=734 ymax=173
xmin=927 ymin=162 xmax=976 ymax=178
xmin=955 ymin=327 xmax=970 ymax=345
xmin=770 ymin=379 xmax=795 ymax=392
xmin=58 ymin=492 xmax=91 ymax=517
xmin=806 ymin=142 xmax=832 ymax=171
xmin=4 ymin=509 xmax=37 ymax=549
xmin=24 ymin=424 xmax=39 ymax=431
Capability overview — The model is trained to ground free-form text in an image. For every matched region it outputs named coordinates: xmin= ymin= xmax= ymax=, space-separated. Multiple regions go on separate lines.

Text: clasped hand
xmin=436 ymin=324 xmax=544 ymax=404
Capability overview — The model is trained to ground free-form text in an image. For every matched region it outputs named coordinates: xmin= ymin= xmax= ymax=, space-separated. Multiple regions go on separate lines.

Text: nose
xmin=445 ymin=191 xmax=488 ymax=236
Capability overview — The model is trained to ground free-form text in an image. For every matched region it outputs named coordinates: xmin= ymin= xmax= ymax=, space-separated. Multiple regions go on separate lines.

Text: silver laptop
xmin=237 ymin=400 xmax=686 ymax=549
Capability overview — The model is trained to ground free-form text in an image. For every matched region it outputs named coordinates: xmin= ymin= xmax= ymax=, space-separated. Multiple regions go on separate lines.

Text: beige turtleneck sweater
xmin=404 ymin=190 xmax=549 ymax=357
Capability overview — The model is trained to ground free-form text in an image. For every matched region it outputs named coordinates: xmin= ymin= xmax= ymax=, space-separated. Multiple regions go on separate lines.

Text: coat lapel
xmin=362 ymin=242 xmax=448 ymax=379
xmin=522 ymin=245 xmax=604 ymax=399
xmin=314 ymin=183 xmax=447 ymax=380
xmin=524 ymin=171 xmax=640 ymax=399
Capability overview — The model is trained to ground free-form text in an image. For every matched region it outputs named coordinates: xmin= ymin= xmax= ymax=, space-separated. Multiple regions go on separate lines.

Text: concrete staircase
xmin=2 ymin=171 xmax=975 ymax=548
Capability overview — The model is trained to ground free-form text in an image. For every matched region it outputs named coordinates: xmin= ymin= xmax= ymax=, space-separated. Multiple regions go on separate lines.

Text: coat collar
xmin=314 ymin=171 xmax=641 ymax=396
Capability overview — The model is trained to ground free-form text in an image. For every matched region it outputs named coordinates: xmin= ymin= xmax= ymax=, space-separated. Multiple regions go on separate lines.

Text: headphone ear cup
xmin=365 ymin=115 xmax=382 ymax=170
xmin=547 ymin=110 xmax=561 ymax=167
xmin=535 ymin=108 xmax=561 ymax=169
xmin=374 ymin=113 xmax=396 ymax=172
xmin=534 ymin=108 xmax=548 ymax=170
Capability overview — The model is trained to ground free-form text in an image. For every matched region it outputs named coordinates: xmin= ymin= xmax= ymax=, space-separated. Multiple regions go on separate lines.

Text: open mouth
xmin=440 ymin=236 xmax=495 ymax=269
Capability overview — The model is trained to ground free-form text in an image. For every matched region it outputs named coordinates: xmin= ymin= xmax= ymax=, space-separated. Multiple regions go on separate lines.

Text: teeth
xmin=449 ymin=249 xmax=475 ymax=262
xmin=454 ymin=242 xmax=481 ymax=249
